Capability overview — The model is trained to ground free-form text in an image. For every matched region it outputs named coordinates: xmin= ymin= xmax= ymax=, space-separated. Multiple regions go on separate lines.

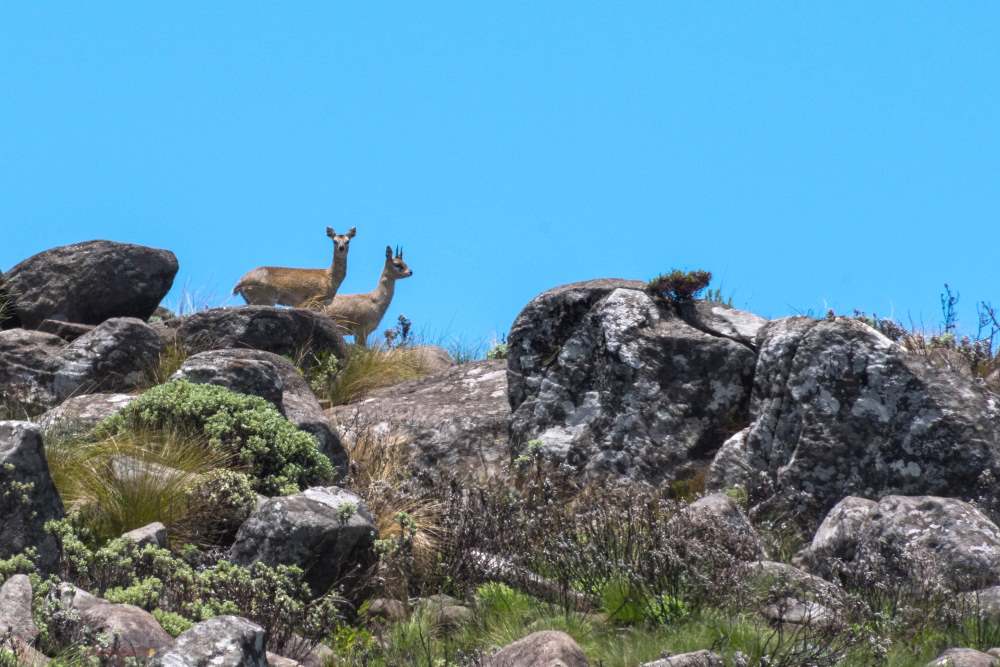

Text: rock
xmin=151 ymin=615 xmax=267 ymax=667
xmin=121 ymin=522 xmax=167 ymax=548
xmin=417 ymin=594 xmax=473 ymax=630
xmin=0 ymin=574 xmax=38 ymax=643
xmin=172 ymin=348 xmax=347 ymax=473
xmin=508 ymin=279 xmax=759 ymax=484
xmin=3 ymin=240 xmax=178 ymax=329
xmin=672 ymin=493 xmax=766 ymax=561
xmin=35 ymin=319 xmax=95 ymax=342
xmin=641 ymin=651 xmax=725 ymax=667
xmin=742 ymin=561 xmax=847 ymax=619
xmin=364 ymin=598 xmax=408 ymax=623
xmin=171 ymin=306 xmax=347 ymax=363
xmin=328 ymin=359 xmax=509 ymax=483
xmin=410 ymin=345 xmax=455 ymax=374
xmin=37 ymin=393 xmax=136 ymax=440
xmin=267 ymin=653 xmax=303 ymax=667
xmin=0 ymin=318 xmax=163 ymax=414
xmin=58 ymin=583 xmax=173 ymax=657
xmin=800 ymin=496 xmax=1000 ymax=592
xmin=0 ymin=422 xmax=64 ymax=572
xmin=484 ymin=630 xmax=589 ymax=667
xmin=926 ymin=648 xmax=999 ymax=667
xmin=704 ymin=428 xmax=753 ymax=492
xmin=229 ymin=486 xmax=376 ymax=595
xmin=760 ymin=597 xmax=840 ymax=628
xmin=709 ymin=317 xmax=1000 ymax=531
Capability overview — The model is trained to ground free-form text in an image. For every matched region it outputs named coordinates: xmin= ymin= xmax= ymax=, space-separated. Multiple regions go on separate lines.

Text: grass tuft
xmin=309 ymin=344 xmax=434 ymax=406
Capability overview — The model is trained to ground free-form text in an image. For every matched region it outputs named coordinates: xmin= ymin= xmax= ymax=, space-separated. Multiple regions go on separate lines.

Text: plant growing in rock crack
xmin=646 ymin=269 xmax=712 ymax=302
xmin=306 ymin=344 xmax=432 ymax=406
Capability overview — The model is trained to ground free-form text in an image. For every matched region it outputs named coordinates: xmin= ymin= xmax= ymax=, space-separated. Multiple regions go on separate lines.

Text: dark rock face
xmin=37 ymin=393 xmax=137 ymax=440
xmin=152 ymin=615 xmax=267 ymax=667
xmin=710 ymin=317 xmax=1000 ymax=531
xmin=35 ymin=319 xmax=95 ymax=342
xmin=229 ymin=486 xmax=376 ymax=595
xmin=0 ymin=318 xmax=163 ymax=414
xmin=328 ymin=360 xmax=510 ymax=483
xmin=172 ymin=348 xmax=347 ymax=475
xmin=508 ymin=279 xmax=762 ymax=484
xmin=0 ymin=574 xmax=38 ymax=643
xmin=3 ymin=240 xmax=177 ymax=329
xmin=171 ymin=306 xmax=347 ymax=362
xmin=484 ymin=630 xmax=590 ymax=667
xmin=799 ymin=495 xmax=1000 ymax=592
xmin=0 ymin=422 xmax=64 ymax=573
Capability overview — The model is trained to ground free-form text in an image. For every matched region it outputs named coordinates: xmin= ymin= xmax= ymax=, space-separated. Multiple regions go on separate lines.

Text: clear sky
xmin=2 ymin=4 xmax=998 ymax=346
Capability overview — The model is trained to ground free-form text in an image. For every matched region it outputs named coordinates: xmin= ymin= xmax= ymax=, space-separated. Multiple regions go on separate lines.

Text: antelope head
xmin=385 ymin=245 xmax=413 ymax=279
xmin=326 ymin=226 xmax=357 ymax=257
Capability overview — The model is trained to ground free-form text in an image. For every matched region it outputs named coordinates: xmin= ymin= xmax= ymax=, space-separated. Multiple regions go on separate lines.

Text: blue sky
xmin=2 ymin=4 xmax=998 ymax=346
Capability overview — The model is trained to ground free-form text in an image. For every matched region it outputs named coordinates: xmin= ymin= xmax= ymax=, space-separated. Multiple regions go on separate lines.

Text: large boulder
xmin=151 ymin=616 xmax=267 ymax=667
xmin=484 ymin=630 xmax=589 ymax=667
xmin=171 ymin=348 xmax=347 ymax=472
xmin=707 ymin=317 xmax=1000 ymax=531
xmin=0 ymin=422 xmax=64 ymax=572
xmin=0 ymin=318 xmax=163 ymax=414
xmin=228 ymin=486 xmax=376 ymax=595
xmin=3 ymin=240 xmax=177 ymax=329
xmin=799 ymin=495 xmax=1000 ymax=592
xmin=508 ymin=279 xmax=762 ymax=484
xmin=58 ymin=583 xmax=173 ymax=657
xmin=926 ymin=649 xmax=999 ymax=667
xmin=37 ymin=393 xmax=137 ymax=440
xmin=170 ymin=306 xmax=347 ymax=363
xmin=327 ymin=359 xmax=510 ymax=483
xmin=672 ymin=493 xmax=767 ymax=561
xmin=0 ymin=574 xmax=38 ymax=643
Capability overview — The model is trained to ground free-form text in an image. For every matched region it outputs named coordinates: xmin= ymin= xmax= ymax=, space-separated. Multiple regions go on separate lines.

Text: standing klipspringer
xmin=322 ymin=245 xmax=412 ymax=346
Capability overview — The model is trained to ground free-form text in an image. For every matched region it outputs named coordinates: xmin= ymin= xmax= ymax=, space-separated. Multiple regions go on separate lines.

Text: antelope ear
xmin=385 ymin=245 xmax=393 ymax=259
xmin=347 ymin=227 xmax=357 ymax=238
xmin=326 ymin=227 xmax=335 ymax=238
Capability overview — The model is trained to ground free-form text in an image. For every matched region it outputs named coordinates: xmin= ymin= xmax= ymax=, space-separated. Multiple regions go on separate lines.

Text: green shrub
xmin=152 ymin=609 xmax=193 ymax=637
xmin=647 ymin=269 xmax=712 ymax=302
xmin=184 ymin=470 xmax=258 ymax=545
xmin=95 ymin=380 xmax=335 ymax=495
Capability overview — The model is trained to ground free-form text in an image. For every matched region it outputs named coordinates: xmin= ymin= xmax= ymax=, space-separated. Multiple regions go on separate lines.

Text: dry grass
xmin=142 ymin=339 xmax=190 ymax=388
xmin=313 ymin=344 xmax=434 ymax=406
xmin=45 ymin=428 xmax=231 ymax=544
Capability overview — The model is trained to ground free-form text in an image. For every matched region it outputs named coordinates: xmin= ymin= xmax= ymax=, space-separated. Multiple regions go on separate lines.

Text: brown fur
xmin=322 ymin=245 xmax=413 ymax=346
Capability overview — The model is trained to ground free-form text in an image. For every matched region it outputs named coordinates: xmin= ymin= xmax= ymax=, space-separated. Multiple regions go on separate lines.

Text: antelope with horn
xmin=323 ymin=245 xmax=413 ymax=346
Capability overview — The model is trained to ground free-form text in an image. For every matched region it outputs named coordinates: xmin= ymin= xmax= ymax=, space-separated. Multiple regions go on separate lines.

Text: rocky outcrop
xmin=37 ymin=393 xmax=137 ymax=440
xmin=170 ymin=306 xmax=347 ymax=363
xmin=484 ymin=630 xmax=589 ymax=667
xmin=151 ymin=616 xmax=267 ymax=667
xmin=707 ymin=317 xmax=1000 ymax=531
xmin=229 ymin=486 xmax=376 ymax=595
xmin=508 ymin=279 xmax=762 ymax=484
xmin=172 ymin=348 xmax=346 ymax=472
xmin=35 ymin=319 xmax=95 ymax=342
xmin=799 ymin=496 xmax=1000 ymax=592
xmin=641 ymin=651 xmax=725 ymax=667
xmin=328 ymin=359 xmax=509 ymax=483
xmin=58 ymin=583 xmax=173 ymax=657
xmin=0 ymin=574 xmax=38 ymax=644
xmin=0 ymin=318 xmax=163 ymax=414
xmin=3 ymin=240 xmax=177 ymax=329
xmin=0 ymin=422 xmax=64 ymax=572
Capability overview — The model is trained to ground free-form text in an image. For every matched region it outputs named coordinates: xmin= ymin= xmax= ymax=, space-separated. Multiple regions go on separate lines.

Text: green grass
xmin=309 ymin=344 xmax=434 ymax=406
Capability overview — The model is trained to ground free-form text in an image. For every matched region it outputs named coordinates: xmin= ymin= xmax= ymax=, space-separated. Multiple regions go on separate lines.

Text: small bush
xmin=184 ymin=469 xmax=258 ymax=546
xmin=647 ymin=269 xmax=712 ymax=302
xmin=95 ymin=380 xmax=335 ymax=495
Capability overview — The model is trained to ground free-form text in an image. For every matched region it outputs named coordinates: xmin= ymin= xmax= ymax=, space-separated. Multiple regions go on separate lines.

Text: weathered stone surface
xmin=641 ymin=650 xmax=725 ymax=667
xmin=410 ymin=345 xmax=455 ymax=374
xmin=417 ymin=594 xmax=473 ymax=630
xmin=710 ymin=317 xmax=1000 ymax=531
xmin=0 ymin=574 xmax=38 ymax=643
xmin=743 ymin=561 xmax=847 ymax=615
xmin=801 ymin=496 xmax=1000 ymax=592
xmin=229 ymin=486 xmax=376 ymax=595
xmin=35 ymin=319 xmax=95 ymax=342
xmin=365 ymin=598 xmax=408 ymax=623
xmin=484 ymin=630 xmax=589 ymax=667
xmin=172 ymin=348 xmax=347 ymax=474
xmin=267 ymin=653 xmax=303 ymax=667
xmin=508 ymin=280 xmax=760 ymax=484
xmin=0 ymin=422 xmax=64 ymax=572
xmin=673 ymin=493 xmax=766 ymax=561
xmin=704 ymin=427 xmax=753 ymax=492
xmin=926 ymin=648 xmax=999 ymax=667
xmin=152 ymin=615 xmax=267 ymax=667
xmin=59 ymin=583 xmax=173 ymax=657
xmin=3 ymin=240 xmax=178 ymax=329
xmin=328 ymin=360 xmax=509 ymax=483
xmin=171 ymin=306 xmax=347 ymax=362
xmin=37 ymin=393 xmax=136 ymax=440
xmin=122 ymin=522 xmax=167 ymax=548
xmin=793 ymin=496 xmax=876 ymax=571
xmin=0 ymin=318 xmax=162 ymax=414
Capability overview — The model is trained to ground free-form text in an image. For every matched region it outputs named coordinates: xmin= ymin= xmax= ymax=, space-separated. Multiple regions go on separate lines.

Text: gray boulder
xmin=800 ymin=495 xmax=1000 ymax=592
xmin=35 ymin=319 xmax=95 ymax=342
xmin=152 ymin=615 xmax=267 ymax=667
xmin=170 ymin=306 xmax=347 ymax=363
xmin=0 ymin=574 xmax=38 ymax=643
xmin=58 ymin=583 xmax=173 ymax=658
xmin=641 ymin=651 xmax=724 ymax=667
xmin=0 ymin=422 xmax=64 ymax=572
xmin=485 ymin=630 xmax=589 ymax=667
xmin=673 ymin=493 xmax=766 ymax=561
xmin=328 ymin=359 xmax=510 ymax=483
xmin=3 ymin=240 xmax=177 ymax=329
xmin=926 ymin=648 xmax=999 ymax=667
xmin=171 ymin=348 xmax=347 ymax=474
xmin=229 ymin=486 xmax=376 ymax=595
xmin=708 ymin=317 xmax=1000 ymax=531
xmin=37 ymin=393 xmax=137 ymax=440
xmin=0 ymin=318 xmax=163 ymax=414
xmin=508 ymin=280 xmax=762 ymax=484
xmin=121 ymin=522 xmax=168 ymax=548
